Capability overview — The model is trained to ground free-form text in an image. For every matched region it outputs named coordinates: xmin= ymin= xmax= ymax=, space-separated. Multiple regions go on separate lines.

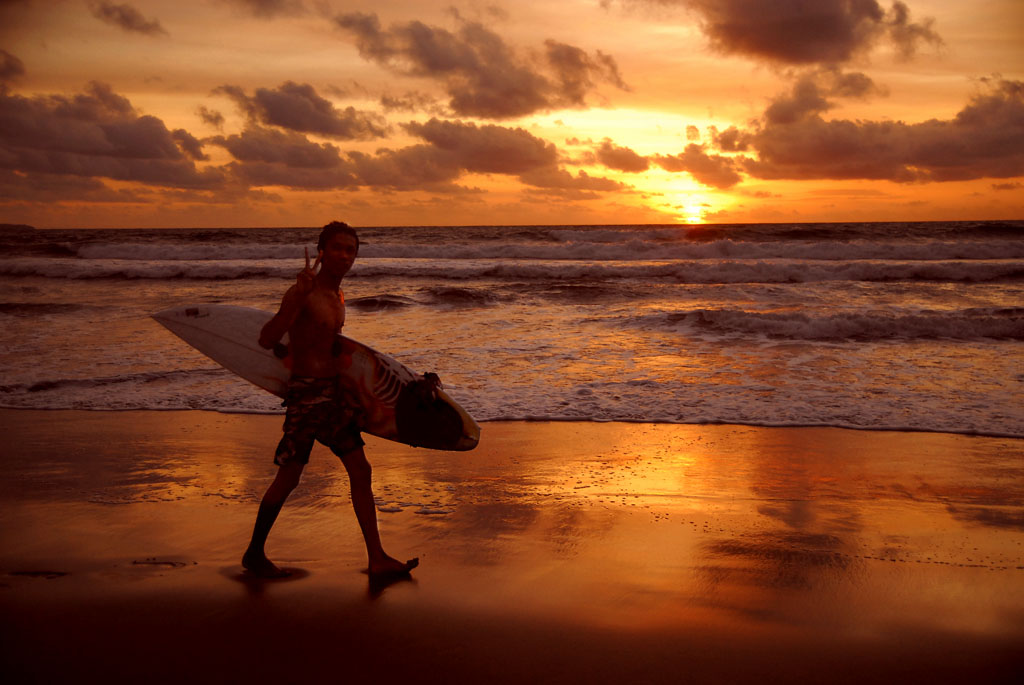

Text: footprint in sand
xmin=9 ymin=570 xmax=69 ymax=580
xmin=131 ymin=558 xmax=194 ymax=568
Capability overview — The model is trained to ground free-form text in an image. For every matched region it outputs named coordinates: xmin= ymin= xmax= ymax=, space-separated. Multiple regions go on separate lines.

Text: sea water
xmin=1 ymin=222 xmax=1022 ymax=437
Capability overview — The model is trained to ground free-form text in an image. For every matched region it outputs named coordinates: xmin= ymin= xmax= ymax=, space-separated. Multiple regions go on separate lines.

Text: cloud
xmin=197 ymin=106 xmax=225 ymax=129
xmin=0 ymin=82 xmax=222 ymax=189
xmin=1 ymin=50 xmax=25 ymax=83
xmin=544 ymin=40 xmax=630 ymax=106
xmin=404 ymin=119 xmax=626 ymax=192
xmin=171 ymin=129 xmax=208 ymax=161
xmin=0 ymin=169 xmax=146 ymax=203
xmin=346 ymin=146 xmax=464 ymax=191
xmin=213 ymin=82 xmax=389 ymax=140
xmin=992 ymin=182 xmax=1021 ymax=191
xmin=89 ymin=2 xmax=168 ymax=37
xmin=616 ymin=0 xmax=941 ymax=65
xmin=403 ymin=118 xmax=558 ymax=174
xmin=380 ymin=91 xmax=445 ymax=115
xmin=740 ymin=77 xmax=1024 ymax=182
xmin=212 ymin=126 xmax=343 ymax=169
xmin=712 ymin=125 xmax=752 ymax=152
xmin=824 ymin=67 xmax=888 ymax=99
xmin=885 ymin=0 xmax=943 ymax=60
xmin=333 ymin=12 xmax=628 ymax=118
xmin=208 ymin=116 xmax=625 ymax=195
xmin=592 ymin=137 xmax=744 ymax=188
xmin=653 ymin=144 xmax=744 ymax=188
xmin=210 ymin=127 xmax=357 ymax=189
xmin=763 ymin=77 xmax=834 ymax=125
xmin=596 ymin=139 xmax=650 ymax=172
xmin=219 ymin=0 xmax=305 ymax=18
xmin=519 ymin=167 xmax=627 ymax=193
xmin=719 ymin=67 xmax=887 ymax=134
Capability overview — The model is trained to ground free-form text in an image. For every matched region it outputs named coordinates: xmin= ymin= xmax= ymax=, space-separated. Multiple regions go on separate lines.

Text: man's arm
xmin=258 ymin=248 xmax=320 ymax=349
xmin=258 ymin=285 xmax=305 ymax=349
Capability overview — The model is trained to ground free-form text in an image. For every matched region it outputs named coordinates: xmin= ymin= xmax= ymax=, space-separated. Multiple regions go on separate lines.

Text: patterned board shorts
xmin=274 ymin=376 xmax=366 ymax=466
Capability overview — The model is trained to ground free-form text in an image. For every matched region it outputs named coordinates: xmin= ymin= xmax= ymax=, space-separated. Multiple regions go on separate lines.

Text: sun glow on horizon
xmin=657 ymin=190 xmax=721 ymax=224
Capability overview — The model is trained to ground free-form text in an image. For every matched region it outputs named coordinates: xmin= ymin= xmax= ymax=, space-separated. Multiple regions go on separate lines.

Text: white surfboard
xmin=152 ymin=304 xmax=479 ymax=451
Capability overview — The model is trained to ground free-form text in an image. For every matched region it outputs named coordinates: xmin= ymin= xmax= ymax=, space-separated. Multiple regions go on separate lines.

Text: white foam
xmin=71 ymin=237 xmax=1024 ymax=262
xmin=75 ymin=242 xmax=313 ymax=261
xmin=352 ymin=259 xmax=1024 ymax=284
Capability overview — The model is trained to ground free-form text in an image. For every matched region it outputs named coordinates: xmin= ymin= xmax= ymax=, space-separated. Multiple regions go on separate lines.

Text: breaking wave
xmin=615 ymin=307 xmax=1024 ymax=341
xmin=4 ymin=257 xmax=1021 ymax=284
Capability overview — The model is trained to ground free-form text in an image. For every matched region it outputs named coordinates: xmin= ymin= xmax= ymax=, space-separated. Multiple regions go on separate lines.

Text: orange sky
xmin=1 ymin=0 xmax=1022 ymax=227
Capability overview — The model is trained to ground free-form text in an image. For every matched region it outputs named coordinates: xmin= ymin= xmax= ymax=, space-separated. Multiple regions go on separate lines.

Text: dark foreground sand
xmin=1 ymin=410 xmax=1021 ymax=683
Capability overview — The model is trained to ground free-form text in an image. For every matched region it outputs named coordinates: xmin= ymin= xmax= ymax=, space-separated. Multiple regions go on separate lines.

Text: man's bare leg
xmin=242 ymin=460 xmax=305 ymax=578
xmin=339 ymin=446 xmax=419 ymax=576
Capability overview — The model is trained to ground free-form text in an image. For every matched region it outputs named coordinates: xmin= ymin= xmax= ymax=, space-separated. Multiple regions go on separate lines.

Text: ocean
xmin=1 ymin=221 xmax=1022 ymax=437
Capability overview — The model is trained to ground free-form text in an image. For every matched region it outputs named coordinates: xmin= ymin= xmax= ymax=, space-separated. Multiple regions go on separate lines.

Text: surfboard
xmin=151 ymin=304 xmax=480 ymax=451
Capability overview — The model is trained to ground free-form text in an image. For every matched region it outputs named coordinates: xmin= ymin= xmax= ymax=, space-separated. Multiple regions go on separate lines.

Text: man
xmin=242 ymin=221 xmax=418 ymax=579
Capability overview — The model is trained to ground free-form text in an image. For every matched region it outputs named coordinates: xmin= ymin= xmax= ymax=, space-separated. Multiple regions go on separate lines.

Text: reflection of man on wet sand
xmin=242 ymin=221 xmax=418 ymax=579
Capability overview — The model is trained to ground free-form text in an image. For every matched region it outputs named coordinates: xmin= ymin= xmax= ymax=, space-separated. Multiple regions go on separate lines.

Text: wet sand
xmin=1 ymin=409 xmax=1021 ymax=683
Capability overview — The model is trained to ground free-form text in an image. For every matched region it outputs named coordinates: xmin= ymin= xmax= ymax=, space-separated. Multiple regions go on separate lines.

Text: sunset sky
xmin=1 ymin=0 xmax=1022 ymax=227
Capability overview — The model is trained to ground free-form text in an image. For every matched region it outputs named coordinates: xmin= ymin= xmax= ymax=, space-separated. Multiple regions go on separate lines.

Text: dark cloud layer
xmin=740 ymin=78 xmax=1024 ymax=182
xmin=0 ymin=77 xmax=619 ymax=198
xmin=0 ymin=49 xmax=25 ymax=83
xmin=403 ymin=118 xmax=558 ymax=174
xmin=213 ymin=82 xmax=389 ymax=140
xmin=0 ymin=82 xmax=222 ymax=189
xmin=0 ymin=168 xmax=149 ymax=203
xmin=519 ymin=167 xmax=627 ymax=193
xmin=617 ymin=0 xmax=941 ymax=65
xmin=89 ymin=2 xmax=168 ymax=37
xmin=213 ymin=126 xmax=341 ymax=167
xmin=208 ymin=117 xmax=623 ymax=194
xmin=334 ymin=12 xmax=627 ymax=118
xmin=221 ymin=0 xmax=305 ymax=18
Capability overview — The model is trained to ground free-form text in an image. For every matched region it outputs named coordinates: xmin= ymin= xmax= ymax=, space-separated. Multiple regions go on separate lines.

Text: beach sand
xmin=1 ymin=409 xmax=1021 ymax=683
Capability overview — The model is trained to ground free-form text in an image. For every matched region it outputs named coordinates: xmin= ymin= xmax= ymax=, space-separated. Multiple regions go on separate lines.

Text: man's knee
xmin=338 ymin=448 xmax=371 ymax=484
xmin=272 ymin=462 xmax=304 ymax=493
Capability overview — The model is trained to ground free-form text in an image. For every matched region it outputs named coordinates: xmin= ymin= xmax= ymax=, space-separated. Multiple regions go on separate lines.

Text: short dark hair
xmin=318 ymin=221 xmax=359 ymax=252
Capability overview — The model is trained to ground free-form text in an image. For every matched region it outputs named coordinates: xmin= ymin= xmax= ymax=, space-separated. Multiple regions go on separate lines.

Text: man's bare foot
xmin=368 ymin=555 xmax=419 ymax=577
xmin=242 ymin=550 xmax=292 ymax=578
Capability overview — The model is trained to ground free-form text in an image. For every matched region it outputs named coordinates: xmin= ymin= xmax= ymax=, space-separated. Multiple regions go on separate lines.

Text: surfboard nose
xmin=454 ymin=432 xmax=480 ymax=451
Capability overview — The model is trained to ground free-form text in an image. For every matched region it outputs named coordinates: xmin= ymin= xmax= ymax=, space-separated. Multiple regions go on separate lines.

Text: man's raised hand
xmin=296 ymin=246 xmax=322 ymax=294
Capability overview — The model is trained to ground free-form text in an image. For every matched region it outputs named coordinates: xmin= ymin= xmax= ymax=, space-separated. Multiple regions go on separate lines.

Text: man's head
xmin=318 ymin=221 xmax=359 ymax=254
xmin=316 ymin=221 xmax=359 ymax=279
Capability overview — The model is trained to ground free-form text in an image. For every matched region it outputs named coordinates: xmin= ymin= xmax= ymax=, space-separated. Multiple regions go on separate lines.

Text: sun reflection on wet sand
xmin=2 ymin=410 xmax=1022 ymax=646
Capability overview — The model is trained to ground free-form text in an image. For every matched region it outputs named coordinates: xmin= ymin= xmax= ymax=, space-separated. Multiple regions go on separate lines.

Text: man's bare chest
xmin=300 ymin=291 xmax=345 ymax=334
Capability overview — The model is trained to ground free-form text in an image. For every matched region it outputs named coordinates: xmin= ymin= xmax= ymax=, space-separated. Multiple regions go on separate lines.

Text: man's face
xmin=320 ymin=233 xmax=358 ymax=277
